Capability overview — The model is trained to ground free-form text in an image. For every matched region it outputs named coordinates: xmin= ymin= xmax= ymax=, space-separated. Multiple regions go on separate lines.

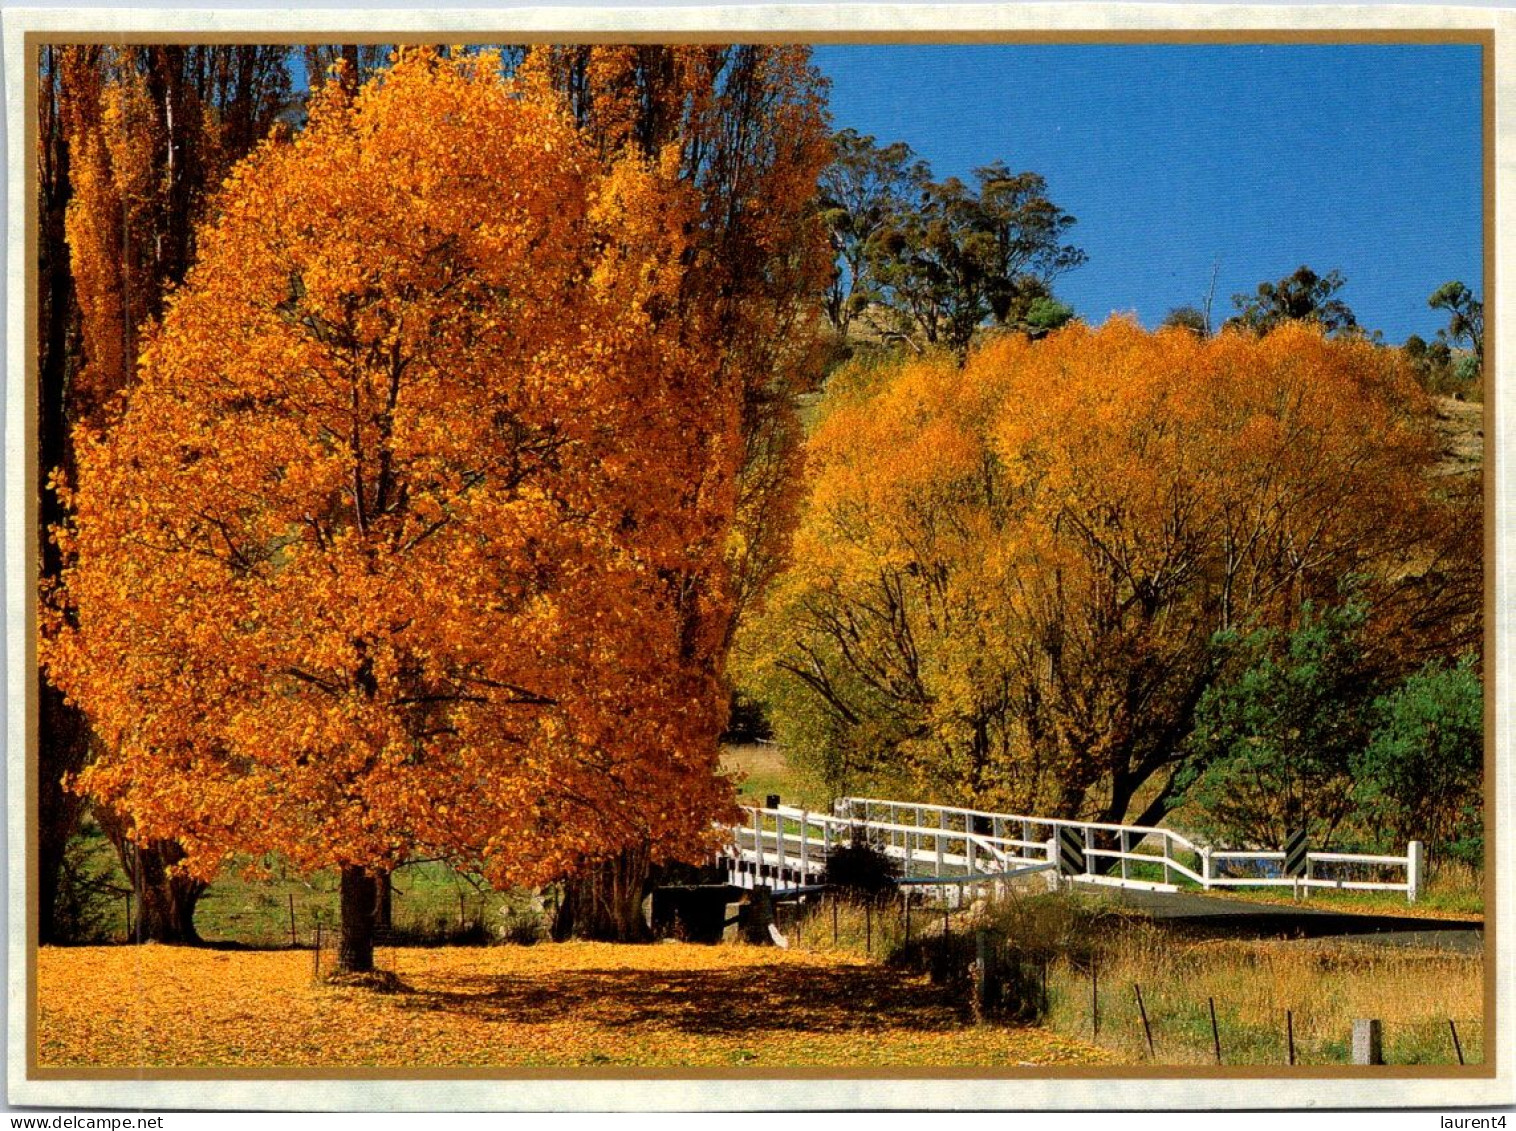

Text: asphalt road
xmin=1103 ymin=888 xmax=1485 ymax=954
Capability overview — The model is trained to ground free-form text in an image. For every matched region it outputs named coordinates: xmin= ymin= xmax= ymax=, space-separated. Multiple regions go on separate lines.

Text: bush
xmin=53 ymin=829 xmax=122 ymax=944
xmin=822 ymin=834 xmax=900 ymax=902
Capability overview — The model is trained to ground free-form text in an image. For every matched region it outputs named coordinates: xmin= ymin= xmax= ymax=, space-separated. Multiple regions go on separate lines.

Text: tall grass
xmin=1044 ymin=926 xmax=1483 ymax=1065
xmin=781 ymin=888 xmax=1483 ymax=1065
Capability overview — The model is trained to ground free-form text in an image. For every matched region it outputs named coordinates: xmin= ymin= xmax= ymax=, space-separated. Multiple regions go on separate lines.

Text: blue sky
xmin=813 ymin=44 xmax=1483 ymax=345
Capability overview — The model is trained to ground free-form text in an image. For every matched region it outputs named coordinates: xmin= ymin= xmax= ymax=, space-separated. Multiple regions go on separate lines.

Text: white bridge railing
xmin=719 ymin=795 xmax=1425 ymax=902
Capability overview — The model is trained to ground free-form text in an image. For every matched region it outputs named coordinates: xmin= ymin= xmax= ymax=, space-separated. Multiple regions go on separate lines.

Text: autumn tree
xmin=45 ymin=50 xmax=746 ymax=973
xmin=516 ymin=45 xmax=833 ymax=937
xmin=37 ymin=45 xmax=90 ymax=946
xmin=1227 ymin=265 xmax=1357 ymax=337
xmin=39 ymin=45 xmax=292 ymax=943
xmin=746 ymin=321 xmax=1478 ymax=826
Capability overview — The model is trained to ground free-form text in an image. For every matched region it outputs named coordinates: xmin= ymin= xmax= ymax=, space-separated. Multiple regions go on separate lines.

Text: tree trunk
xmin=373 ymin=867 xmax=392 ymax=933
xmin=37 ymin=45 xmax=88 ymax=948
xmin=96 ymin=806 xmax=205 ymax=944
xmin=37 ymin=685 xmax=90 ymax=944
xmin=552 ymin=842 xmax=653 ymax=942
xmin=338 ymin=865 xmax=378 ymax=973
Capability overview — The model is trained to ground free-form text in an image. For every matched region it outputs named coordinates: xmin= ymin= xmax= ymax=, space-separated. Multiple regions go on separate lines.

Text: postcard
xmin=4 ymin=3 xmax=1510 ymax=1113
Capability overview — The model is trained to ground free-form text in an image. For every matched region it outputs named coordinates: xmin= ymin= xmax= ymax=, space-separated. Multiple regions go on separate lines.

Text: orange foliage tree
xmin=42 ymin=45 xmax=291 ymax=943
xmin=517 ymin=45 xmax=834 ymax=935
xmin=747 ymin=321 xmax=1479 ymax=825
xmin=45 ymin=50 xmax=744 ymax=972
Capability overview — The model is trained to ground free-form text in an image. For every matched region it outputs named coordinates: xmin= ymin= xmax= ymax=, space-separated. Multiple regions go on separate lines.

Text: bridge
xmin=717 ymin=796 xmax=1425 ymax=903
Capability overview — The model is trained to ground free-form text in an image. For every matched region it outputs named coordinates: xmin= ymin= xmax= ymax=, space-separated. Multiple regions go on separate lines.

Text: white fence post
xmin=937 ymin=809 xmax=947 ymax=875
xmin=1120 ymin=830 xmax=1130 ymax=881
xmin=1162 ymin=833 xmax=1174 ymax=886
xmin=1201 ymin=846 xmax=1212 ymax=891
xmin=800 ymin=810 xmax=810 ymax=879
xmin=1045 ymin=836 xmax=1059 ymax=891
xmin=1408 ymin=840 xmax=1425 ymax=904
xmin=1083 ymin=826 xmax=1094 ymax=877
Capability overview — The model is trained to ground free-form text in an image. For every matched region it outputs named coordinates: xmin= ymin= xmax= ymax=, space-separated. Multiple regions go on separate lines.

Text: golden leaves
xmin=38 ymin=943 xmax=1109 ymax=1068
xmin=46 ymin=48 xmax=744 ymax=892
xmin=750 ymin=320 xmax=1466 ymax=818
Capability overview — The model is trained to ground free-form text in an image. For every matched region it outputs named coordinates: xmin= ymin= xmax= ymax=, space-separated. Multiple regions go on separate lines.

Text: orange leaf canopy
xmin=49 ymin=50 xmax=742 ymax=886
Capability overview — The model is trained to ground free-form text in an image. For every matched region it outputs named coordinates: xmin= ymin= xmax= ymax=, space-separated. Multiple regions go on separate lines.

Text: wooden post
xmin=1449 ymin=1019 xmax=1465 ymax=1065
xmin=1134 ymin=983 xmax=1155 ymax=1059
xmin=1408 ymin=841 xmax=1425 ymax=904
xmin=937 ymin=809 xmax=947 ymax=876
xmin=1353 ymin=1019 xmax=1384 ymax=1065
xmin=1209 ymin=997 xmax=1222 ymax=1064
xmin=289 ymin=893 xmax=298 ymax=947
xmin=1091 ymin=961 xmax=1100 ymax=1037
xmin=800 ymin=810 xmax=810 ymax=879
xmin=1201 ymin=846 xmax=1212 ymax=891
xmin=975 ymin=930 xmax=991 ymax=1019
xmin=1287 ymin=1010 xmax=1296 ymax=1065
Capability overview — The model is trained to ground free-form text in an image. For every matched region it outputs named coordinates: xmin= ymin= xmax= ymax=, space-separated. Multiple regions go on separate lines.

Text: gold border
xmin=19 ymin=24 xmax=1499 ymax=1091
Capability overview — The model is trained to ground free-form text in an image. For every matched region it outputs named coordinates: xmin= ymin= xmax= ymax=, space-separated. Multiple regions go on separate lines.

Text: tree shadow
xmin=393 ymin=961 xmax=970 ymax=1036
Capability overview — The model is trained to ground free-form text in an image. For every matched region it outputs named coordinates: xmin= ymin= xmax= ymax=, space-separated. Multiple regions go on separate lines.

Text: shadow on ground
xmin=393 ymin=961 xmax=969 ymax=1035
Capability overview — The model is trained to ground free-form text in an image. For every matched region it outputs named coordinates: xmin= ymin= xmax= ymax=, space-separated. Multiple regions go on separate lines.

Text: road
xmin=1104 ymin=888 xmax=1484 ymax=954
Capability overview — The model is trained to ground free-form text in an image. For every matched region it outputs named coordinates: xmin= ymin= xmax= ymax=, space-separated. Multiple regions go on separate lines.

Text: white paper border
xmin=3 ymin=4 xmax=1511 ymax=1111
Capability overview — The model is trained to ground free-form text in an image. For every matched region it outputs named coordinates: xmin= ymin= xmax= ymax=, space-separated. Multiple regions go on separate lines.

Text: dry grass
xmin=37 ymin=942 xmax=1107 ymax=1069
xmin=783 ymin=891 xmax=1483 ymax=1066
xmin=1043 ymin=925 xmax=1483 ymax=1066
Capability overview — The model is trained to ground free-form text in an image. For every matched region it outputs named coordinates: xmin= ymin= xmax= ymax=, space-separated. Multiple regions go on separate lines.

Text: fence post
xmin=1120 ymin=831 xmax=1130 ymax=881
xmin=1162 ymin=834 xmax=1173 ymax=886
xmin=1407 ymin=840 xmax=1425 ymax=904
xmin=937 ymin=809 xmax=947 ymax=876
xmin=975 ymin=930 xmax=992 ymax=1021
xmin=1046 ymin=837 xmax=1059 ymax=891
xmin=1201 ymin=846 xmax=1212 ymax=891
xmin=753 ymin=809 xmax=765 ymax=871
xmin=1083 ymin=826 xmax=1094 ymax=877
xmin=775 ymin=808 xmax=786 ymax=873
xmin=800 ymin=810 xmax=810 ymax=879
xmin=1353 ymin=1018 xmax=1384 ymax=1065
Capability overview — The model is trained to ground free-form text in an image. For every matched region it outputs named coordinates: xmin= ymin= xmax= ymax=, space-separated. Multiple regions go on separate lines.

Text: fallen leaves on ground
xmin=38 ymin=942 xmax=1107 ymax=1068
